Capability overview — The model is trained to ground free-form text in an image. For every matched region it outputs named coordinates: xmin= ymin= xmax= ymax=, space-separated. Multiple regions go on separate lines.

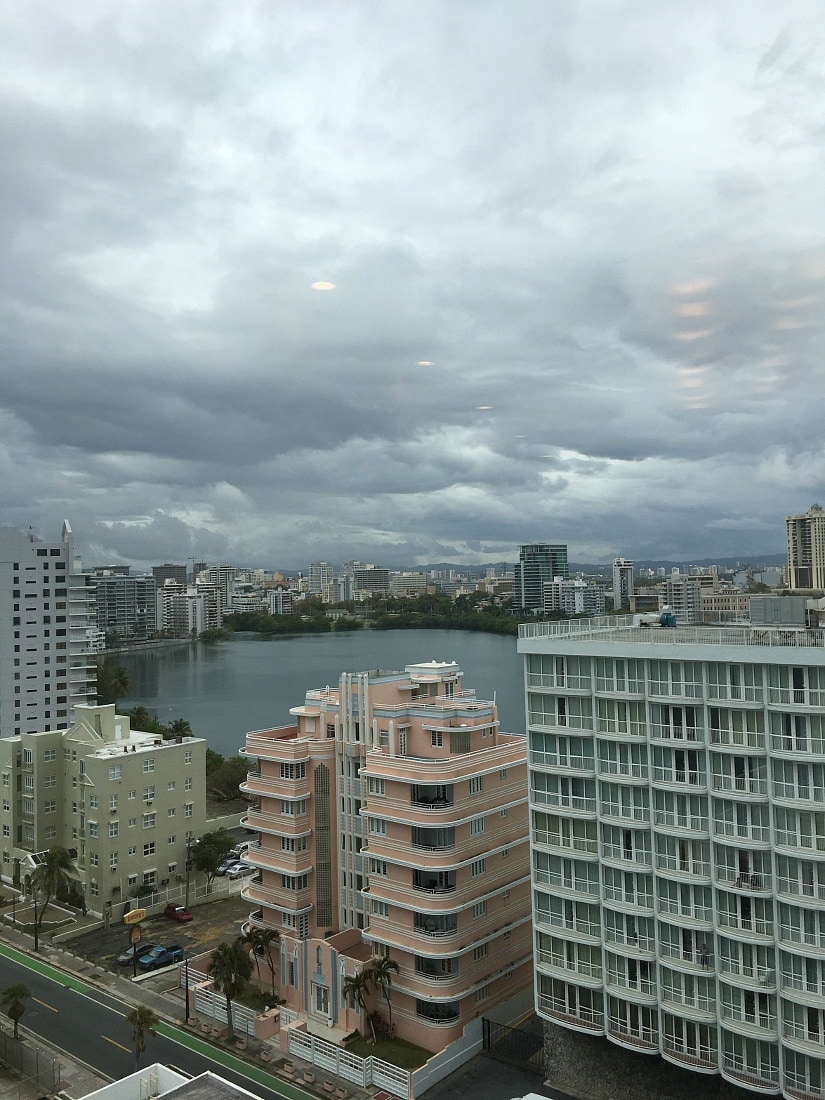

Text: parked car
xmin=138 ymin=944 xmax=185 ymax=971
xmin=214 ymin=858 xmax=236 ymax=877
xmin=225 ymin=861 xmax=255 ymax=880
xmin=163 ymin=903 xmax=193 ymax=922
xmin=116 ymin=942 xmax=160 ymax=967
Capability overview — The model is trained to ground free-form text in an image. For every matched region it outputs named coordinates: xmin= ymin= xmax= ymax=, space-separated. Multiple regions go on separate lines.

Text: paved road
xmin=0 ymin=943 xmax=310 ymax=1100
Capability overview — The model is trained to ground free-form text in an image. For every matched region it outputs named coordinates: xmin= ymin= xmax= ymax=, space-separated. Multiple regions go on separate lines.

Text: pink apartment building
xmin=240 ymin=660 xmax=531 ymax=1049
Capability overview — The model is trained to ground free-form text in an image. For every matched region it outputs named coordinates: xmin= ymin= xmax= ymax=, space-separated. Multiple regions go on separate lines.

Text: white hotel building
xmin=519 ymin=607 xmax=825 ymax=1100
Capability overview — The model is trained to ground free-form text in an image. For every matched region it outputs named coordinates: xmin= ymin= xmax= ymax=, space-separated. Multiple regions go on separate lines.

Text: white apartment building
xmin=519 ymin=606 xmax=825 ymax=1100
xmin=156 ymin=581 xmax=221 ymax=637
xmin=543 ymin=577 xmax=606 ymax=617
xmin=1 ymin=704 xmax=206 ymax=909
xmin=0 ymin=522 xmax=100 ymax=739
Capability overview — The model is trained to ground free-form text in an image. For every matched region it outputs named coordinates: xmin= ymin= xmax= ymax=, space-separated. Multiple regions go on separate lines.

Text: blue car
xmin=137 ymin=944 xmax=184 ymax=971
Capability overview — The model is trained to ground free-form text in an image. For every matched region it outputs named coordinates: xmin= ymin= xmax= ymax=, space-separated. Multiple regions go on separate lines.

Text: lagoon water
xmin=119 ymin=630 xmax=525 ymax=758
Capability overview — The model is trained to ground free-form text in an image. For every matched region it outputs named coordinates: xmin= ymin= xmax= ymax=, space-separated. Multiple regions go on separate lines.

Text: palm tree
xmin=167 ymin=718 xmax=193 ymax=739
xmin=208 ymin=939 xmax=253 ymax=1041
xmin=95 ymin=661 xmax=131 ymax=705
xmin=126 ymin=1005 xmax=159 ymax=1070
xmin=367 ymin=954 xmax=399 ymax=1032
xmin=32 ymin=846 xmax=76 ymax=952
xmin=342 ymin=968 xmax=376 ymax=1042
xmin=256 ymin=927 xmax=280 ymax=999
xmin=1 ymin=983 xmax=30 ymax=1040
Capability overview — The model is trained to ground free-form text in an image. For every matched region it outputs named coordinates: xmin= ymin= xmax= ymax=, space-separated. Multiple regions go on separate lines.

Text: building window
xmin=128 ymin=790 xmax=136 ymax=800
xmin=369 ymin=817 xmax=387 ymax=835
xmin=44 ymin=800 xmax=57 ymax=814
xmin=167 ymin=781 xmax=175 ymax=791
xmin=143 ymin=842 xmax=155 ymax=857
xmin=44 ymin=775 xmax=56 ymax=788
xmin=184 ymin=778 xmax=192 ymax=791
xmin=184 ymin=751 xmax=192 ymax=765
xmin=143 ymin=758 xmax=155 ymax=773
xmin=89 ymin=822 xmax=99 ymax=838
xmin=369 ymin=859 xmax=388 ymax=876
xmin=89 ymin=795 xmax=98 ymax=809
xmin=143 ymin=870 xmax=156 ymax=886
xmin=109 ymin=821 xmax=118 ymax=837
xmin=168 ymin=807 xmax=175 ymax=817
xmin=110 ymin=853 xmax=117 ymax=870
xmin=44 ymin=749 xmax=57 ymax=762
xmin=431 ymin=732 xmax=443 ymax=747
xmin=280 ymin=799 xmax=306 ymax=816
xmin=128 ymin=818 xmax=137 ymax=828
xmin=372 ymin=900 xmax=389 ymax=917
xmin=499 ymin=768 xmax=507 ymax=779
xmin=89 ymin=881 xmax=99 ymax=896
xmin=128 ymin=846 xmax=136 ymax=856
xmin=470 ymin=817 xmax=484 ymax=836
xmin=110 ymin=795 xmax=117 ymax=811
xmin=89 ymin=852 xmax=98 ymax=866
xmin=280 ymin=762 xmax=307 ymax=780
xmin=368 ymin=777 xmax=385 ymax=796
xmin=184 ymin=804 xmax=193 ymax=818
xmin=168 ymin=835 xmax=176 ymax=845
xmin=474 ymin=944 xmax=488 ymax=960
xmin=44 ymin=825 xmax=56 ymax=840
xmin=471 ymin=858 xmax=486 ymax=876
xmin=475 ymin=985 xmax=491 ymax=1002
xmin=143 ymin=787 xmax=155 ymax=802
xmin=108 ymin=765 xmax=122 ymax=780
xmin=143 ymin=813 xmax=156 ymax=829
xmin=473 ymin=900 xmax=486 ymax=917
xmin=469 ymin=776 xmax=483 ymax=794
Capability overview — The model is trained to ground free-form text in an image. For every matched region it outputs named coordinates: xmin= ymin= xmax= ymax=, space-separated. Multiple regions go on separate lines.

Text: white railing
xmin=537 ymin=994 xmax=603 ymax=1031
xmin=533 ymin=831 xmax=597 ymax=855
xmin=711 ymin=775 xmax=767 ymax=795
xmin=598 ymin=761 xmax=648 ymax=780
xmin=655 ymin=810 xmax=707 ymax=831
xmin=529 ymin=750 xmax=594 ymax=771
xmin=777 ymin=876 xmax=825 ymax=901
xmin=607 ymin=1017 xmax=658 ymax=1048
xmin=287 ymin=1027 xmax=411 ymax=1099
xmin=710 ymin=728 xmax=765 ymax=749
xmin=536 ymin=950 xmax=602 ymax=980
xmin=714 ymin=820 xmax=770 ymax=843
xmin=722 ymin=1057 xmax=779 ymax=1090
xmin=519 ymin=617 xmax=825 ymax=650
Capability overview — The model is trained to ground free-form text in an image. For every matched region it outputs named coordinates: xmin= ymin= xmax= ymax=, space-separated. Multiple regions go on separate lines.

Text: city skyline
xmin=1 ymin=3 xmax=823 ymax=570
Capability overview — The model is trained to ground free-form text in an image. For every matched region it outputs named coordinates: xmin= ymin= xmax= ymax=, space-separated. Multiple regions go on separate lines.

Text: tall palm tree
xmin=32 ymin=846 xmax=76 ymax=952
xmin=256 ymin=927 xmax=280 ymax=999
xmin=208 ymin=939 xmax=253 ymax=1041
xmin=126 ymin=1005 xmax=159 ymax=1070
xmin=366 ymin=955 xmax=399 ymax=1032
xmin=342 ymin=969 xmax=376 ymax=1042
xmin=1 ymin=983 xmax=30 ymax=1040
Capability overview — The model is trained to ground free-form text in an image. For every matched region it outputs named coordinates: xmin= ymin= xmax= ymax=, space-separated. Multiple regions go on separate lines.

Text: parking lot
xmin=71 ymin=889 xmax=252 ymax=976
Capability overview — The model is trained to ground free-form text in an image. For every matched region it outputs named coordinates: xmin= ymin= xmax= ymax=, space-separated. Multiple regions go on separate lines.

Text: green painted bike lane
xmin=0 ymin=941 xmax=316 ymax=1100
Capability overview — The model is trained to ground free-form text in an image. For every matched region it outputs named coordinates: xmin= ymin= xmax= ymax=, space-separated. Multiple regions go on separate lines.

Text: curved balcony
xmin=719 ymin=1008 xmax=778 ymax=1041
xmin=651 ymin=769 xmax=707 ymax=794
xmin=710 ymin=774 xmax=768 ymax=800
xmin=240 ymin=772 xmax=311 ymax=800
xmin=785 ymin=1074 xmax=825 ymax=1100
xmin=709 ymin=728 xmax=766 ymax=752
xmin=720 ymin=1059 xmax=779 ymax=1094
xmin=606 ymin=1017 xmax=658 ymax=1053
xmin=712 ymin=820 xmax=771 ymax=847
xmin=605 ymin=977 xmax=657 ymax=1007
xmin=596 ymin=761 xmax=648 ymax=785
xmin=241 ymin=809 xmax=311 ymax=837
xmin=537 ymin=994 xmax=604 ymax=1035
xmin=782 ymin=1021 xmax=825 ymax=1057
xmin=715 ymin=869 xmax=772 ymax=895
xmin=661 ymin=1040 xmax=718 ymax=1073
xmin=535 ymin=951 xmax=603 ymax=989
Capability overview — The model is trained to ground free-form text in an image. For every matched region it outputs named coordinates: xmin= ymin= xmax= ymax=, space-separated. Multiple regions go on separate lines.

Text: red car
xmin=163 ymin=903 xmax=193 ymax=923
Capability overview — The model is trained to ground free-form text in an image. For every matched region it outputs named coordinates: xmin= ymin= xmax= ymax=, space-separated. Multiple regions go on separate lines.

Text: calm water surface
xmin=119 ymin=629 xmax=525 ymax=757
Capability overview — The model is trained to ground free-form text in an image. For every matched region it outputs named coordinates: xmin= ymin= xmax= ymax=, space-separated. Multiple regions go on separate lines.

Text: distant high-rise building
xmin=308 ymin=561 xmax=334 ymax=602
xmin=514 ymin=544 xmax=568 ymax=612
xmin=92 ymin=573 xmax=157 ymax=640
xmin=152 ymin=563 xmax=187 ymax=588
xmin=612 ymin=557 xmax=634 ymax=611
xmin=0 ymin=522 xmax=100 ymax=738
xmin=787 ymin=504 xmax=825 ymax=590
xmin=543 ymin=576 xmax=605 ymax=616
xmin=352 ymin=565 xmax=390 ymax=598
xmin=156 ymin=581 xmax=221 ymax=637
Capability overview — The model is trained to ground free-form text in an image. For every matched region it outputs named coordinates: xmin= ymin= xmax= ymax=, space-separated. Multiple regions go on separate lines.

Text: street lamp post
xmin=184 ymin=954 xmax=190 ymax=1024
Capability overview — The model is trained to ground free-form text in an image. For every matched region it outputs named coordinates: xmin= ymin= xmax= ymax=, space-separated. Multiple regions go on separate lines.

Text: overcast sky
xmin=1 ymin=2 xmax=823 ymax=571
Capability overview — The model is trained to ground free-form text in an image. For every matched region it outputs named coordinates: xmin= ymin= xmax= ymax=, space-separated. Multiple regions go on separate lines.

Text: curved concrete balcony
xmin=605 ymin=1017 xmax=658 ymax=1053
xmin=536 ymin=994 xmax=604 ymax=1035
xmin=241 ymin=809 xmax=311 ymax=837
xmin=661 ymin=1041 xmax=718 ymax=1073
xmin=721 ymin=1056 xmax=779 ymax=1094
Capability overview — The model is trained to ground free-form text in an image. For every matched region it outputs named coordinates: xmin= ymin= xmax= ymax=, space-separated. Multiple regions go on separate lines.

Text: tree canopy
xmin=193 ymin=830 xmax=235 ymax=887
xmin=1 ymin=983 xmax=30 ymax=1040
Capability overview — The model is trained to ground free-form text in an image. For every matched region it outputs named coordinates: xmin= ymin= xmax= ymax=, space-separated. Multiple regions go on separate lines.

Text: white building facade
xmin=0 ymin=522 xmax=99 ymax=739
xmin=519 ymin=612 xmax=825 ymax=1100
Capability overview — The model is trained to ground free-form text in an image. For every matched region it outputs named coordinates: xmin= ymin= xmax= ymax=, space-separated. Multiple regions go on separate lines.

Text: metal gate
xmin=482 ymin=1016 xmax=544 ymax=1074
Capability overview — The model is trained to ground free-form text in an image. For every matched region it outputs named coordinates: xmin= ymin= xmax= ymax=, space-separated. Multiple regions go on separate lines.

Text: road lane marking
xmin=32 ymin=997 xmax=57 ymax=1012
xmin=102 ymin=1034 xmax=131 ymax=1053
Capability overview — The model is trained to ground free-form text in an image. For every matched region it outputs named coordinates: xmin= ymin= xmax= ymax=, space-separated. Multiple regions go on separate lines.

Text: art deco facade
xmin=0 ymin=522 xmax=100 ymax=739
xmin=240 ymin=661 xmax=531 ymax=1048
xmin=519 ymin=610 xmax=825 ymax=1100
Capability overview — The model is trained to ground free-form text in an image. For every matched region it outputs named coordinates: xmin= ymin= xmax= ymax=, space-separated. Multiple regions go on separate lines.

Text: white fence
xmin=192 ymin=982 xmax=257 ymax=1038
xmin=287 ymin=1028 xmax=411 ymax=1100
xmin=411 ymin=1018 xmax=483 ymax=1096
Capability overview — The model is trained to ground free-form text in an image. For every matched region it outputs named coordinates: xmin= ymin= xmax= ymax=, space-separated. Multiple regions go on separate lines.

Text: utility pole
xmin=185 ymin=832 xmax=195 ymax=908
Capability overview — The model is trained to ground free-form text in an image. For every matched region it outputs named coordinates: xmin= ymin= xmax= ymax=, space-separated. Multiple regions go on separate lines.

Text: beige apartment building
xmin=0 ymin=704 xmax=206 ymax=909
xmin=240 ymin=661 xmax=531 ymax=1048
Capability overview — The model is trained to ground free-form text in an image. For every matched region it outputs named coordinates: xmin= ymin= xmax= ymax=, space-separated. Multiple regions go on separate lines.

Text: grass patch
xmin=236 ymin=986 xmax=281 ymax=1013
xmin=345 ymin=1034 xmax=431 ymax=1069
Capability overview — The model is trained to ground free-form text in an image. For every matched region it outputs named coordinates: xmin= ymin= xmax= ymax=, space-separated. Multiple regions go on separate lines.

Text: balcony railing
xmin=722 ymin=1058 xmax=779 ymax=1091
xmin=711 ymin=775 xmax=767 ymax=796
xmin=534 ymin=867 xmax=600 ymax=898
xmin=654 ymin=810 xmax=707 ymax=832
xmin=607 ymin=1018 xmax=658 ymax=1049
xmin=709 ymin=728 xmax=765 ymax=749
xmin=662 ymin=1040 xmax=717 ymax=1070
xmin=651 ymin=768 xmax=704 ymax=787
xmin=780 ymin=925 xmax=825 ymax=950
xmin=536 ymin=950 xmax=602 ymax=980
xmin=597 ymin=761 xmax=648 ymax=780
xmin=537 ymin=995 xmax=603 ymax=1031
xmin=777 ymin=876 xmax=825 ymax=901
xmin=774 ymin=782 xmax=825 ymax=804
xmin=714 ymin=820 xmax=770 ymax=844
xmin=530 ymin=791 xmax=596 ymax=814
xmin=771 ymin=735 xmax=825 ymax=756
